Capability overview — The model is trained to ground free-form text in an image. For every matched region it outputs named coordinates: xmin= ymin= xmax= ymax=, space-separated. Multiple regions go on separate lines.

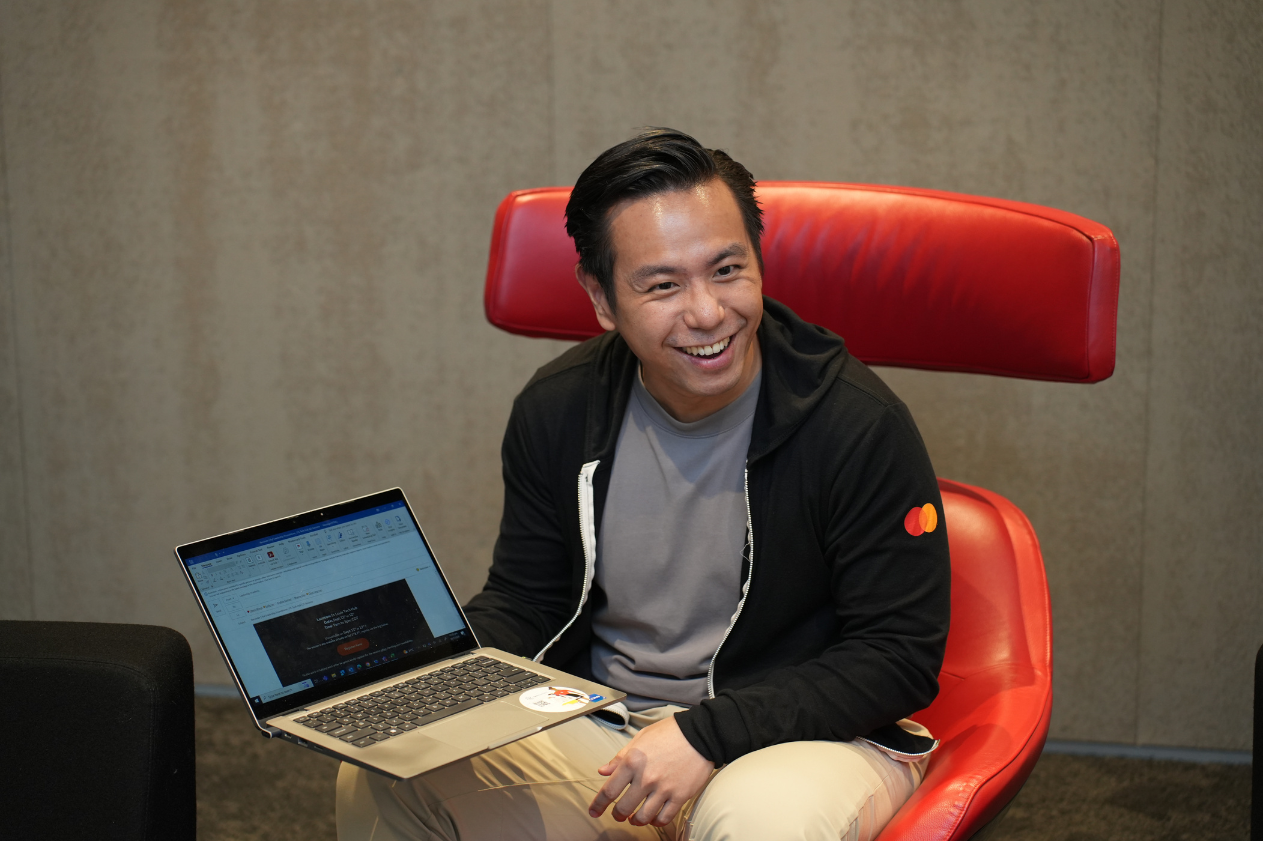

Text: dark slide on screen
xmin=253 ymin=580 xmax=435 ymax=686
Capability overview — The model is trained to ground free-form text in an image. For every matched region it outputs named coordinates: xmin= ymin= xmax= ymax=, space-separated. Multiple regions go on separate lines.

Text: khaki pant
xmin=337 ymin=706 xmax=929 ymax=841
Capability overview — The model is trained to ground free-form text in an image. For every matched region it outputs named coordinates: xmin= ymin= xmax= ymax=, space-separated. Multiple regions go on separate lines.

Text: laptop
xmin=176 ymin=488 xmax=623 ymax=779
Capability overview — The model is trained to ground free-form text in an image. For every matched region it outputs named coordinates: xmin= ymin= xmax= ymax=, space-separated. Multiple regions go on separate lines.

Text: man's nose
xmin=683 ymin=281 xmax=724 ymax=330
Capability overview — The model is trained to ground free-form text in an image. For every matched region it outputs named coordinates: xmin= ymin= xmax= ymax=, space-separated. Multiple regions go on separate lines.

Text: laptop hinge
xmin=270 ymin=651 xmax=478 ymax=719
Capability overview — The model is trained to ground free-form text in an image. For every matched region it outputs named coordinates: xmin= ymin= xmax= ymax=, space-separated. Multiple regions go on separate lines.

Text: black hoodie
xmin=464 ymin=297 xmax=951 ymax=765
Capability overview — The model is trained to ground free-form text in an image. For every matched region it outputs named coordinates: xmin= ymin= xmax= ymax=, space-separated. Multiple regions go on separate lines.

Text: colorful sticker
xmin=518 ymin=685 xmax=593 ymax=713
xmin=904 ymin=503 xmax=939 ymax=536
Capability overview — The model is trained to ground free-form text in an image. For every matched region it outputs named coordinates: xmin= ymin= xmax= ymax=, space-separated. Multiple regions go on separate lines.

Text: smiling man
xmin=337 ymin=129 xmax=952 ymax=841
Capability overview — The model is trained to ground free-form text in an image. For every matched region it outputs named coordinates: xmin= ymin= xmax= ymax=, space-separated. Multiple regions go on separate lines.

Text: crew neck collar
xmin=632 ymin=365 xmax=763 ymax=438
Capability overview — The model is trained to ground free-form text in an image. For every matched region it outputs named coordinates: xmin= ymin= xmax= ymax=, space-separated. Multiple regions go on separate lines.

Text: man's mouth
xmin=680 ymin=336 xmax=731 ymax=358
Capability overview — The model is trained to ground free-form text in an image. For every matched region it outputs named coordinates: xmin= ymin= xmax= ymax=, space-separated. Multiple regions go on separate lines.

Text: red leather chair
xmin=483 ymin=182 xmax=1120 ymax=840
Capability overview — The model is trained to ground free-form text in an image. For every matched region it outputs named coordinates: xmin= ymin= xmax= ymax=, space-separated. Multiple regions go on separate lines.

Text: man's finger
xmin=596 ymin=745 xmax=630 ymax=778
xmin=629 ymin=790 xmax=669 ymax=827
xmin=588 ymin=760 xmax=632 ymax=817
xmin=610 ymin=780 xmax=649 ymax=823
xmin=651 ymin=797 xmax=683 ymax=828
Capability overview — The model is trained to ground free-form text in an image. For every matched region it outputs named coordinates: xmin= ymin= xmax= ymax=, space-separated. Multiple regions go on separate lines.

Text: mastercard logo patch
xmin=904 ymin=503 xmax=938 ymax=537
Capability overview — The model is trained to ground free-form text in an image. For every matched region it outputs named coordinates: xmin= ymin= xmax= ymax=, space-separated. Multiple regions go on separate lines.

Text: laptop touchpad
xmin=424 ymin=704 xmax=550 ymax=751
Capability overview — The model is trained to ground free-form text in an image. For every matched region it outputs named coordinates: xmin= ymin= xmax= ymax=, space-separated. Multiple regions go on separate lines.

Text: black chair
xmin=0 ymin=621 xmax=196 ymax=841
xmin=1254 ymin=642 xmax=1261 ymax=841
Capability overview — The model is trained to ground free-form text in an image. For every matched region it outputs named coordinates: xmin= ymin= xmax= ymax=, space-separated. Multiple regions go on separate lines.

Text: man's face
xmin=578 ymin=179 xmax=763 ymax=423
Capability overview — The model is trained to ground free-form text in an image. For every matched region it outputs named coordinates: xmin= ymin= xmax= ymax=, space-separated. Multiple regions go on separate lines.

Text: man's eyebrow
xmin=629 ymin=263 xmax=683 ymax=283
xmin=710 ymin=243 xmax=749 ymax=264
xmin=627 ymin=243 xmax=749 ymax=283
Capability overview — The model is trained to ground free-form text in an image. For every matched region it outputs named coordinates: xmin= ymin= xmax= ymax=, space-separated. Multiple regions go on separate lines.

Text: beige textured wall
xmin=0 ymin=1 xmax=1258 ymax=750
xmin=1136 ymin=1 xmax=1262 ymax=749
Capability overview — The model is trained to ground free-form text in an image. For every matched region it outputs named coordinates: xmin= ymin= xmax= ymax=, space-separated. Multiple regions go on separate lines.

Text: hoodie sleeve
xmin=462 ymin=391 xmax=578 ymax=659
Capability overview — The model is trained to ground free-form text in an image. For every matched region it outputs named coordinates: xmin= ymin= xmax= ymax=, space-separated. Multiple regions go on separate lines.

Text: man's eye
xmin=652 ymin=281 xmax=676 ymax=291
xmin=716 ymin=265 xmax=737 ymax=277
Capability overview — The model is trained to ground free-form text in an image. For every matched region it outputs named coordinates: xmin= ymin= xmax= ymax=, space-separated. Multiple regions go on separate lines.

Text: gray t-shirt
xmin=591 ymin=368 xmax=761 ymax=710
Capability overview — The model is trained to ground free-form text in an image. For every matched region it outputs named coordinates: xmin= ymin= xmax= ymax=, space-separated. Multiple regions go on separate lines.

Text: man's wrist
xmin=672 ymin=707 xmax=722 ymax=767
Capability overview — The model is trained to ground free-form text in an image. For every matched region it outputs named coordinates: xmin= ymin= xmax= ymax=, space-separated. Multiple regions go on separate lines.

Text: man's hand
xmin=588 ymin=715 xmax=714 ymax=827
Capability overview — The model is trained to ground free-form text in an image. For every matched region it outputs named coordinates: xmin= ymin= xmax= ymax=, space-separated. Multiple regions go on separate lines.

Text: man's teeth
xmin=683 ymin=337 xmax=731 ymax=357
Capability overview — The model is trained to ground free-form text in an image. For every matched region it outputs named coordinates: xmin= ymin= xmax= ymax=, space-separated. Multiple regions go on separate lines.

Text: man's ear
xmin=575 ymin=265 xmax=618 ymax=332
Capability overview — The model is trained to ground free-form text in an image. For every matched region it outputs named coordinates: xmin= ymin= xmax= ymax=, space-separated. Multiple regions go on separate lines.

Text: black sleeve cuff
xmin=673 ymin=705 xmax=724 ymax=767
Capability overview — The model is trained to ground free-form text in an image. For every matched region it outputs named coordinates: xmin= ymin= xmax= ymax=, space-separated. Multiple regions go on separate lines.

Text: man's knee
xmin=685 ymin=741 xmax=916 ymax=841
xmin=336 ymin=762 xmax=457 ymax=841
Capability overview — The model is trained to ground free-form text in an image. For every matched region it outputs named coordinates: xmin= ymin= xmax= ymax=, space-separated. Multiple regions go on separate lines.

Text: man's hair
xmin=564 ymin=128 xmax=763 ymax=311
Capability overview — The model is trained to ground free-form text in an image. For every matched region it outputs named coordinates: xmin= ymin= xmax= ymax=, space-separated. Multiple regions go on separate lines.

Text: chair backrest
xmin=485 ymin=182 xmax=1120 ymax=383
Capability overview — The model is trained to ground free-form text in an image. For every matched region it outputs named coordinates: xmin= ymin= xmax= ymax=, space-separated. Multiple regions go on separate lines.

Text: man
xmin=337 ymin=129 xmax=951 ymax=840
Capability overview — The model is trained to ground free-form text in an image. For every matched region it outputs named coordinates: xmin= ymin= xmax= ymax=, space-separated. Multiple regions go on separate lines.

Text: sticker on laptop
xmin=518 ymin=685 xmax=597 ymax=713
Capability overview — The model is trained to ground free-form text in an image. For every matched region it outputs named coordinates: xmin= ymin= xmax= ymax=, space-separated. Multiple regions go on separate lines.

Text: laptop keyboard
xmin=293 ymin=655 xmax=550 ymax=748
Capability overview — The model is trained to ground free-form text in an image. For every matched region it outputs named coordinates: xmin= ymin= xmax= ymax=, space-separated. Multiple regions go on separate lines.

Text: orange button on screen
xmin=338 ymin=638 xmax=369 ymax=656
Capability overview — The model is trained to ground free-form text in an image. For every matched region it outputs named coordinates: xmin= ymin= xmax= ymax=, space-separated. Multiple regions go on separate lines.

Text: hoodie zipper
xmin=534 ymin=460 xmax=600 ymax=662
xmin=707 ymin=465 xmax=754 ymax=698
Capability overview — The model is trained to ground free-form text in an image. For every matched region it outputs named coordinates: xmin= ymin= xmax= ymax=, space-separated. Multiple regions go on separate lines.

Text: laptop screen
xmin=178 ymin=489 xmax=478 ymax=720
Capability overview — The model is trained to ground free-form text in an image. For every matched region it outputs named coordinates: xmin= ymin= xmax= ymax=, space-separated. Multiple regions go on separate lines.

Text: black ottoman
xmin=0 ymin=621 xmax=196 ymax=841
xmin=1254 ymin=642 xmax=1261 ymax=841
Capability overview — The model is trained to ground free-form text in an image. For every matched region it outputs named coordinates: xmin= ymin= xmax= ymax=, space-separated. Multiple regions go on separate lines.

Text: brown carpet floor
xmin=195 ymin=697 xmax=1252 ymax=841
xmin=988 ymin=753 xmax=1250 ymax=841
xmin=198 ymin=696 xmax=340 ymax=841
